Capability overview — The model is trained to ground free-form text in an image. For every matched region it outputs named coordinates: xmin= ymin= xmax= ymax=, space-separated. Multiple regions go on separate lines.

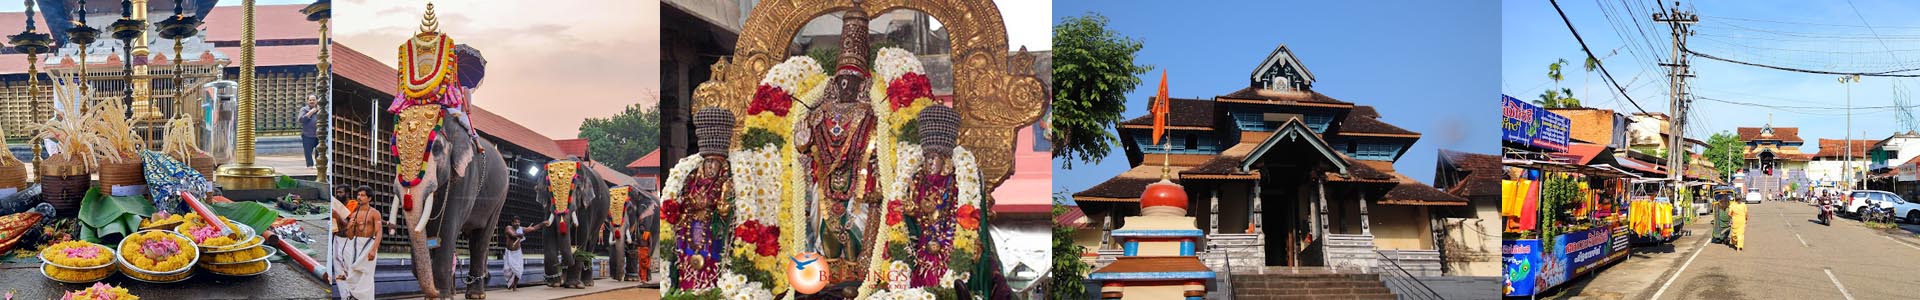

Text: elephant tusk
xmin=388 ymin=187 xmax=403 ymax=225
xmin=414 ymin=193 xmax=436 ymax=233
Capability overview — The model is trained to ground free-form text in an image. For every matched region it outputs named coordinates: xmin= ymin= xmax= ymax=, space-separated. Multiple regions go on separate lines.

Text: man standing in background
xmin=298 ymin=94 xmax=320 ymax=167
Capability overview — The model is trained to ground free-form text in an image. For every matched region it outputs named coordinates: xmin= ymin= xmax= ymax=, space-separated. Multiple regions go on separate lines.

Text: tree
xmin=1052 ymin=12 xmax=1151 ymax=169
xmin=1050 ymin=199 xmax=1090 ymax=300
xmin=1703 ymin=131 xmax=1744 ymax=182
xmin=578 ymin=101 xmax=660 ymax=174
xmin=1534 ymin=58 xmax=1581 ymax=108
xmin=1583 ymin=56 xmax=1599 ymax=103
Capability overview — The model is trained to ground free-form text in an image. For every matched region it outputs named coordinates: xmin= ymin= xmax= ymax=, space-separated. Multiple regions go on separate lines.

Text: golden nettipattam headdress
xmin=398 ymin=3 xmax=458 ymax=101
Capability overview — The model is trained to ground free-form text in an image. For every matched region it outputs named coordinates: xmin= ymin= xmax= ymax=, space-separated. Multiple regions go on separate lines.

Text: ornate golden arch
xmin=692 ymin=0 xmax=1046 ymax=188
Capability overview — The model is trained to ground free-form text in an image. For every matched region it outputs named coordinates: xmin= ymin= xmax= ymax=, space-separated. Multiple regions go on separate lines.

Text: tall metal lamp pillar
xmin=302 ymin=0 xmax=330 ymax=182
xmin=214 ymin=0 xmax=279 ymax=189
xmin=10 ymin=0 xmax=52 ymax=170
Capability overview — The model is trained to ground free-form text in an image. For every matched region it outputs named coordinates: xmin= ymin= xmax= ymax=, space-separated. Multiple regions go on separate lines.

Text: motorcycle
xmin=1818 ymin=198 xmax=1834 ymax=226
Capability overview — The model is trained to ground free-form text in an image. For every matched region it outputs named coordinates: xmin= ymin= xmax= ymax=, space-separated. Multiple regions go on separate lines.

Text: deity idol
xmin=904 ymin=105 xmax=963 ymax=288
xmin=666 ymin=107 xmax=737 ymax=290
xmin=794 ymin=2 xmax=883 ymax=281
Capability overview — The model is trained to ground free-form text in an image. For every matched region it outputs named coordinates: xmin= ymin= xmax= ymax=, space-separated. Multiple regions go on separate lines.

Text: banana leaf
xmin=209 ymin=201 xmax=280 ymax=235
xmin=78 ymin=187 xmax=154 ymax=244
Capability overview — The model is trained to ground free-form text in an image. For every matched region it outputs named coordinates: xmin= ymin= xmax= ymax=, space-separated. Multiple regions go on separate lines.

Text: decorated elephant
xmin=606 ymin=185 xmax=648 ymax=282
xmin=535 ymin=159 xmax=610 ymax=289
xmin=389 ymin=105 xmax=511 ymax=299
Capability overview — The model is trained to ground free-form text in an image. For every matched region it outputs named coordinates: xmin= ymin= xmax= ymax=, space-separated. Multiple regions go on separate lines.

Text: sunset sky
xmin=334 ymin=0 xmax=659 ymax=139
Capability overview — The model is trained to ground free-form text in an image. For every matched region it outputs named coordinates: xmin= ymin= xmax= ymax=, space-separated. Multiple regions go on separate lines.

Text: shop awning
xmin=1614 ymin=156 xmax=1668 ymax=176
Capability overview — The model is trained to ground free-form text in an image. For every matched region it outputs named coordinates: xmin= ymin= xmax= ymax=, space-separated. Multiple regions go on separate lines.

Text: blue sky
xmin=1505 ymin=0 xmax=1920 ymax=155
xmin=1052 ymin=1 xmax=1500 ymax=195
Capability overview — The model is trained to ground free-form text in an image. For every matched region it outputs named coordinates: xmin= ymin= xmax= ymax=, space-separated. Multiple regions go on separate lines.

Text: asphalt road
xmin=1654 ymin=201 xmax=1920 ymax=300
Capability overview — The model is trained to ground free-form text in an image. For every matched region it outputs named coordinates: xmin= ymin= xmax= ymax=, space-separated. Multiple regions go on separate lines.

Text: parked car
xmin=1745 ymin=190 xmax=1764 ymax=204
xmin=1844 ymin=190 xmax=1920 ymax=223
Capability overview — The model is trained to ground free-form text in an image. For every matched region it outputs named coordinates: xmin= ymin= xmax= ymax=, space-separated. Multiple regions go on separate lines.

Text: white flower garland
xmin=717 ymin=272 xmax=776 ymax=300
xmin=759 ymin=57 xmax=824 ymax=93
xmin=952 ymin=147 xmax=982 ymax=257
xmin=658 ymin=154 xmax=706 ymax=293
xmin=730 ymin=147 xmax=784 ymax=225
xmin=873 ymin=48 xmax=925 ymax=84
xmin=869 ymin=288 xmax=936 ymax=300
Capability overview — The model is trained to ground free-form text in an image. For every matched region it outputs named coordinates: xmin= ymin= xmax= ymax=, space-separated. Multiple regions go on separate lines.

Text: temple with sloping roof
xmin=0 ymin=2 xmax=324 ymax=138
xmin=1072 ymin=44 xmax=1468 ymax=276
xmin=1737 ymin=120 xmax=1811 ymax=195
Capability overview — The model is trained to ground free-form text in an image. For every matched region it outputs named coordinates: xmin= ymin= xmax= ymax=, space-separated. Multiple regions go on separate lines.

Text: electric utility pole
xmin=1656 ymin=2 xmax=1698 ymax=197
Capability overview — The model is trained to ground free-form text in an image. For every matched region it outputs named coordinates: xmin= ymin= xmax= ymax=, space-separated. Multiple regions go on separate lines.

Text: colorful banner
xmin=1502 ymin=239 xmax=1541 ymax=297
xmin=1501 ymin=95 xmax=1571 ymax=152
xmin=1504 ymin=225 xmax=1626 ymax=297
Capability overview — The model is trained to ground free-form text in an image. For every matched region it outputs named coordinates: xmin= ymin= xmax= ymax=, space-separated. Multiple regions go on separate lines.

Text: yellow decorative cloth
xmin=393 ymin=105 xmax=445 ymax=187
xmin=609 ymin=186 xmax=631 ymax=226
xmin=547 ymin=161 xmax=580 ymax=215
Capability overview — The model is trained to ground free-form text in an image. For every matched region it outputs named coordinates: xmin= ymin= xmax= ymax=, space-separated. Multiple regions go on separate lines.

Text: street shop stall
xmin=1624 ymin=179 xmax=1684 ymax=245
xmin=1501 ymin=156 xmax=1639 ymax=297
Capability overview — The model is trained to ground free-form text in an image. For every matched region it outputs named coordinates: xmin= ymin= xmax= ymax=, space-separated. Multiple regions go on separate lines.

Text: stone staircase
xmin=1229 ymin=267 xmax=1398 ymax=300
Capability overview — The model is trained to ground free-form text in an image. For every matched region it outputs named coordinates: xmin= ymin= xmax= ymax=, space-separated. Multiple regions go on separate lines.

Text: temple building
xmin=1809 ymin=138 xmax=1874 ymax=188
xmin=1738 ymin=122 xmax=1811 ymax=195
xmin=1433 ymin=149 xmax=1500 ymax=276
xmin=0 ymin=2 xmax=323 ymax=141
xmin=1072 ymin=44 xmax=1468 ymax=278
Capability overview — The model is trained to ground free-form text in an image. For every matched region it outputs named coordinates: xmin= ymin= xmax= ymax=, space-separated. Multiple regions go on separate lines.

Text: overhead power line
xmin=1686 ymin=49 xmax=1920 ymax=77
xmin=1550 ymin=0 xmax=1650 ymax=114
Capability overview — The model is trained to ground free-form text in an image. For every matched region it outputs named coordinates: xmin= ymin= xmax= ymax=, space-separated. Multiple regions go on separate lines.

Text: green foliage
xmin=1052 ymin=12 xmax=1151 ymax=169
xmin=209 ymin=201 xmax=283 ymax=236
xmin=578 ymin=102 xmax=661 ymax=173
xmin=926 ymin=287 xmax=959 ymax=300
xmin=739 ymin=127 xmax=786 ymax=150
xmin=1704 ymin=131 xmax=1744 ymax=182
xmin=1050 ymin=201 xmax=1089 ymax=300
xmin=727 ymin=253 xmax=775 ymax=290
xmin=275 ymin=175 xmax=299 ymax=189
xmin=1534 ymin=59 xmax=1581 ymax=108
xmin=661 ymin=288 xmax=722 ymax=300
xmin=1538 ymin=173 xmax=1579 ymax=253
xmin=78 ymin=187 xmax=152 ymax=244
xmin=896 ymin=118 xmax=921 ymax=145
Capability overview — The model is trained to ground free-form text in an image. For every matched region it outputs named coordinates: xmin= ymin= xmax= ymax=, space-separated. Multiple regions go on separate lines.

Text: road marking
xmin=1883 ymin=236 xmax=1920 ymax=251
xmin=1651 ymin=235 xmax=1708 ymax=300
xmin=1795 ymin=233 xmax=1809 ymax=247
xmin=1824 ymin=268 xmax=1856 ymax=300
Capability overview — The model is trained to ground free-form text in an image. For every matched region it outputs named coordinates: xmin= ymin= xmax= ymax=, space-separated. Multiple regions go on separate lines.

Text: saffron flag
xmin=1153 ymin=70 xmax=1169 ymax=144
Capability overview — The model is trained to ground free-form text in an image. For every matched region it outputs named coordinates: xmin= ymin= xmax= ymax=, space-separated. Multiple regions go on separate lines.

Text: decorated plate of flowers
xmin=115 ymin=229 xmax=198 ymax=283
xmin=58 ymin=282 xmax=139 ymax=300
xmin=39 ymin=240 xmax=117 ymax=283
xmin=203 ymin=257 xmax=272 ymax=277
xmin=137 ymin=211 xmax=186 ymax=231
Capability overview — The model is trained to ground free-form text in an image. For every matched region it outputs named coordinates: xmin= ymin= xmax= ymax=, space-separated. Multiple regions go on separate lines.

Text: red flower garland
xmin=886 ymin=73 xmax=932 ymax=111
xmin=886 ymin=200 xmax=905 ymax=226
xmin=661 ymin=199 xmax=681 ymax=224
xmin=733 ymin=220 xmax=783 ymax=257
xmin=749 ymin=84 xmax=796 ymax=117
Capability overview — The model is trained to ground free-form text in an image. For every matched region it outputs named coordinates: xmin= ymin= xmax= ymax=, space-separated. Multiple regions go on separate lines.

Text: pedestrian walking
xmin=1713 ymin=197 xmax=1731 ymax=244
xmin=1730 ymin=199 xmax=1749 ymax=250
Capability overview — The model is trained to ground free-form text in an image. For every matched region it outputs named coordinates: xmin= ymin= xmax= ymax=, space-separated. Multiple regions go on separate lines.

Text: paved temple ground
xmin=1542 ymin=201 xmax=1920 ymax=300
xmin=382 ymin=278 xmax=650 ymax=300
